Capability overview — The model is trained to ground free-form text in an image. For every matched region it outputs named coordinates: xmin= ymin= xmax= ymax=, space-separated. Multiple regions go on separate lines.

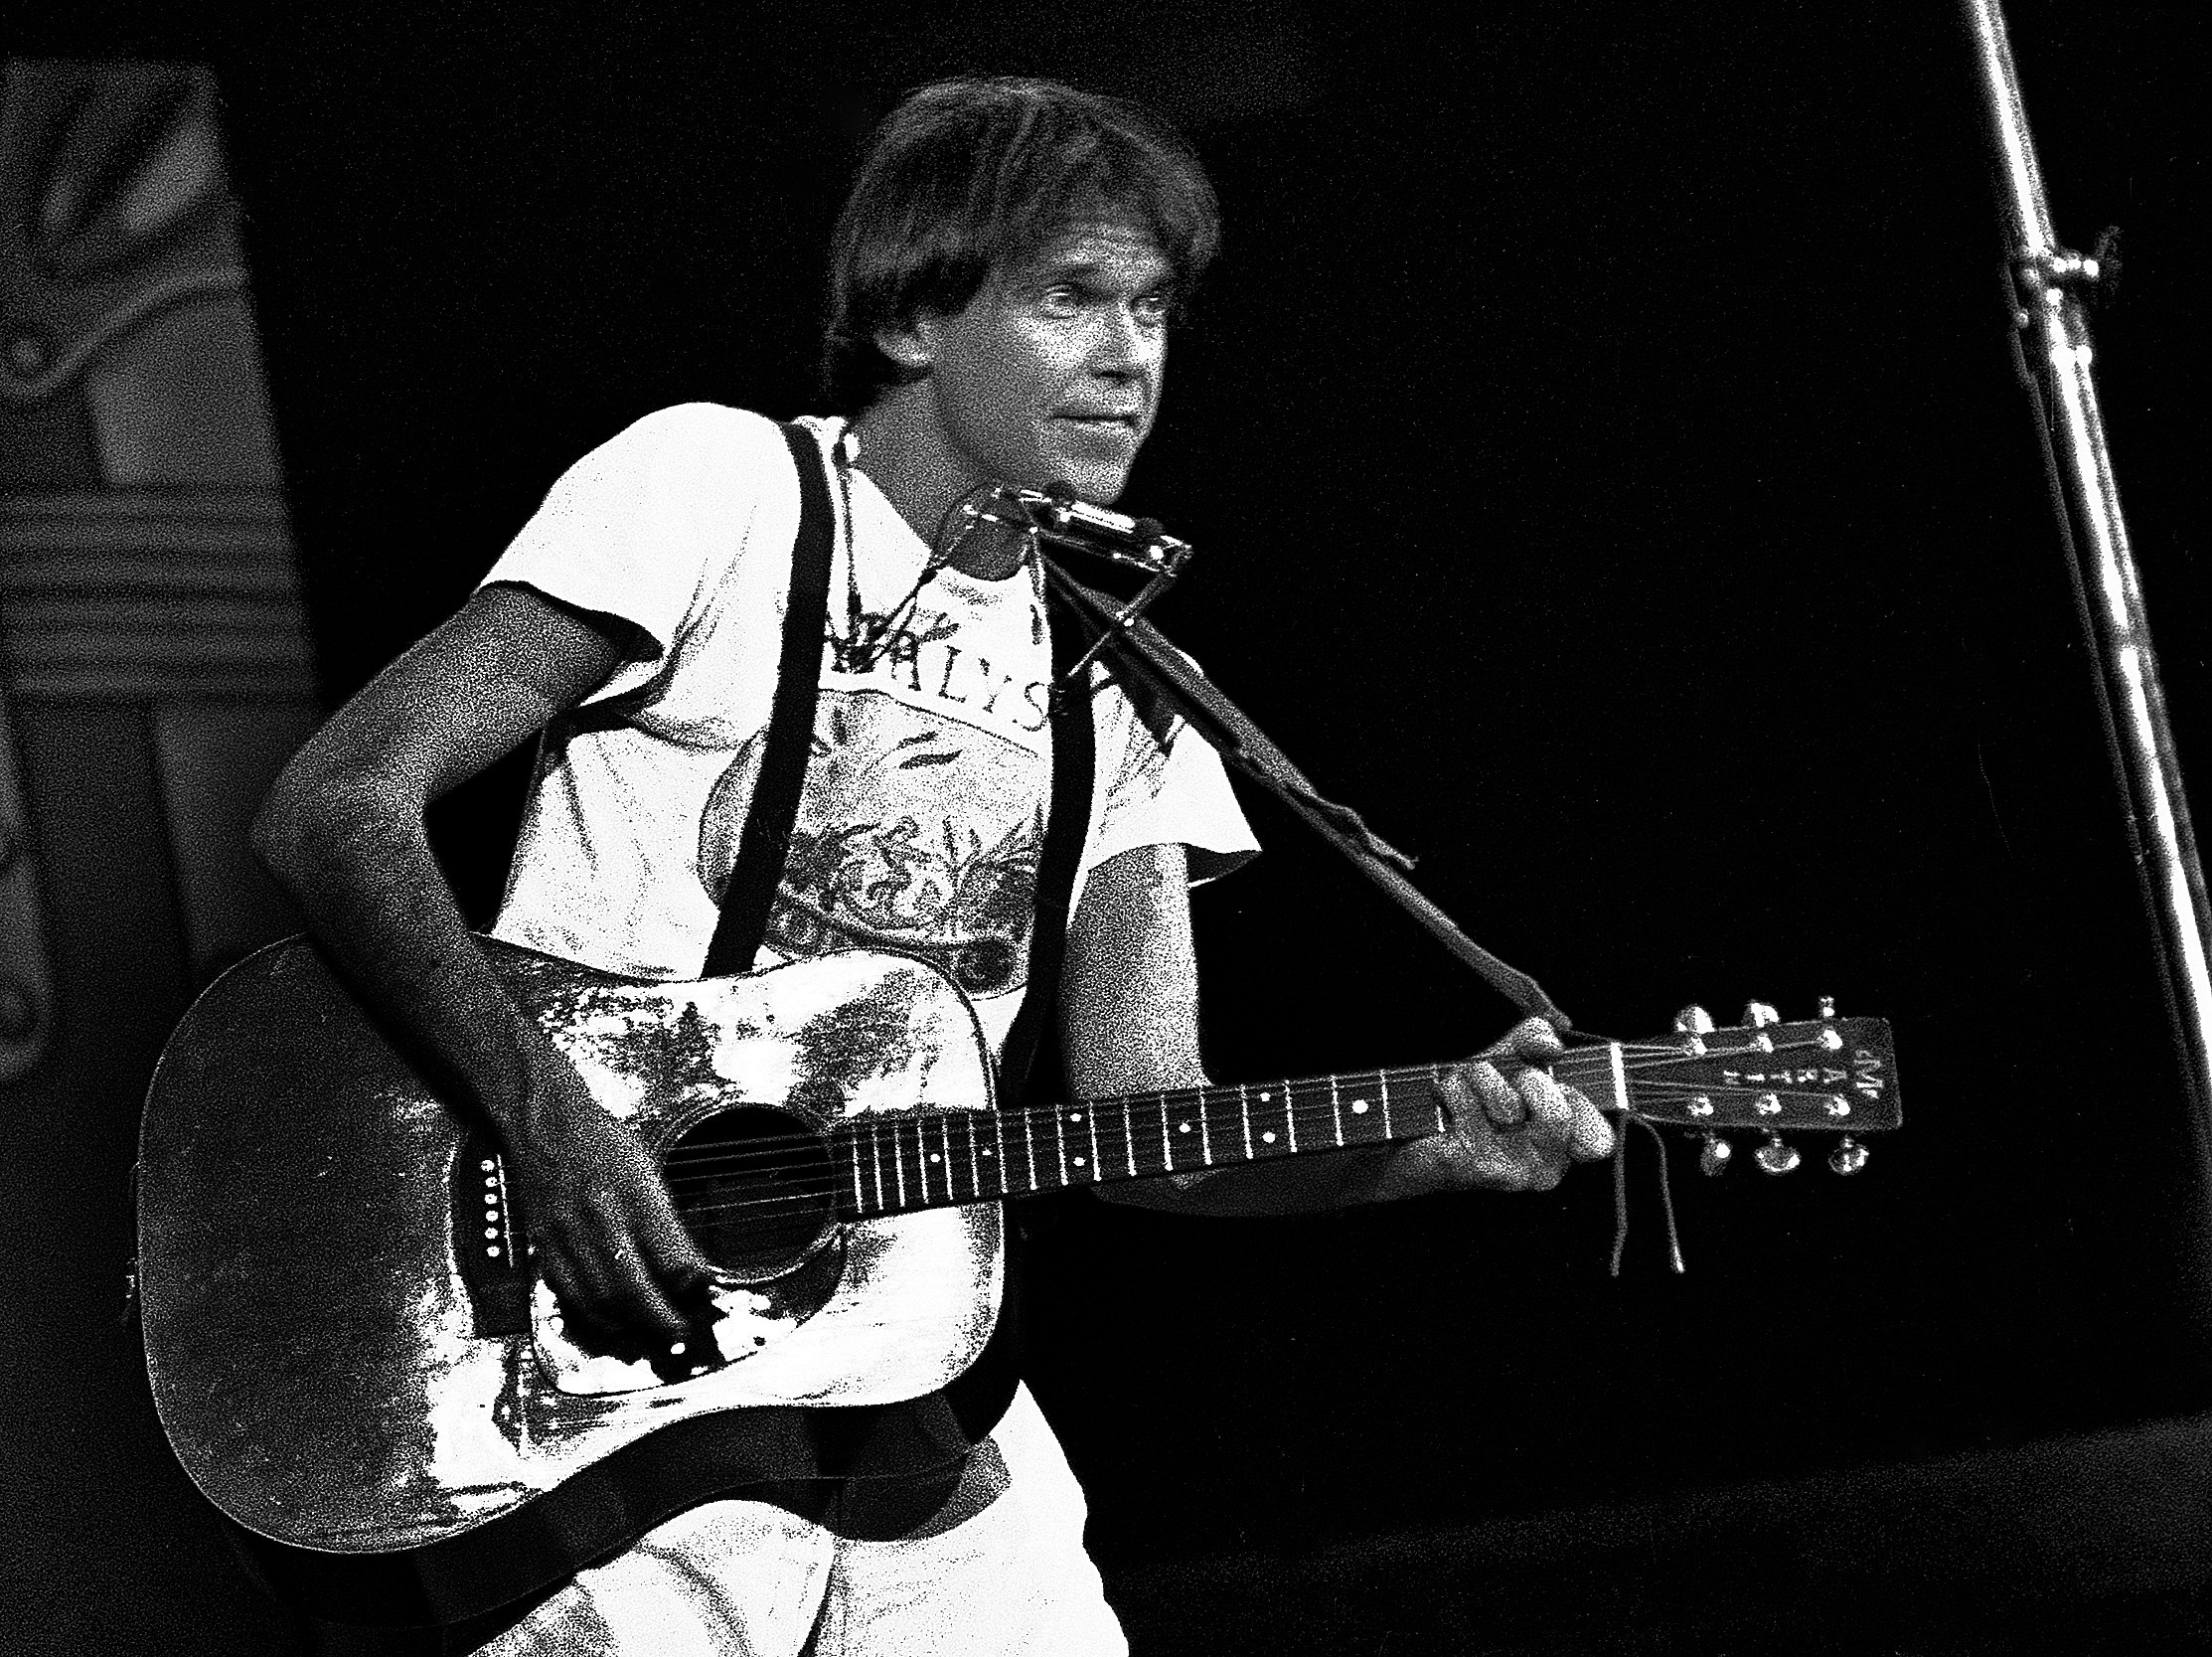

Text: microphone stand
xmin=1035 ymin=557 xmax=1574 ymax=1031
xmin=952 ymin=484 xmax=1571 ymax=1025
xmin=1964 ymin=1 xmax=2212 ymax=1136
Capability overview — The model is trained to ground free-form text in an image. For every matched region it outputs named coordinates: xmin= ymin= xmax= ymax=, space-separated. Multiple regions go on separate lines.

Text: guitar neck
xmin=826 ymin=1045 xmax=1627 ymax=1219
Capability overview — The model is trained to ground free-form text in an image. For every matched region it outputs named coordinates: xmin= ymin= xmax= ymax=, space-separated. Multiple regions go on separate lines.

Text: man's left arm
xmin=1063 ymin=843 xmax=1614 ymax=1216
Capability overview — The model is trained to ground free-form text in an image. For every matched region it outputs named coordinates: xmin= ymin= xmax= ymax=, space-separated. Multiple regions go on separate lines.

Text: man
xmin=253 ymin=76 xmax=1613 ymax=1656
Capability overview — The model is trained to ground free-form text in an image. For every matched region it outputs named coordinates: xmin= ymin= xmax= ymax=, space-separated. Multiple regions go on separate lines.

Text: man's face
xmin=895 ymin=220 xmax=1172 ymax=505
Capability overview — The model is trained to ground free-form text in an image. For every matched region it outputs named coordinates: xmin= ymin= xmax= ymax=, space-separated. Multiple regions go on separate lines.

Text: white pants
xmin=474 ymin=1386 xmax=1126 ymax=1657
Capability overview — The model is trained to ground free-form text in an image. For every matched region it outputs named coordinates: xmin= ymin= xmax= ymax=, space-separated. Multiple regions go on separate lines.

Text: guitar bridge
xmin=450 ymin=1132 xmax=532 ymax=1338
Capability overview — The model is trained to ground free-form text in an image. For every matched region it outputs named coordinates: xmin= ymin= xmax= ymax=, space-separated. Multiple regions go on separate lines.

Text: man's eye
xmin=1040 ymin=286 xmax=1085 ymax=315
xmin=1135 ymin=294 xmax=1172 ymax=325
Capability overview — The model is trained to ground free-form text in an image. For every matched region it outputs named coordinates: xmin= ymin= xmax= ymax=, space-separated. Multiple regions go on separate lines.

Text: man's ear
xmin=873 ymin=315 xmax=938 ymax=376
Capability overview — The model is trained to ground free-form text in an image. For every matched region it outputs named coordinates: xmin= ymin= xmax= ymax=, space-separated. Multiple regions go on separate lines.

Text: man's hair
xmin=822 ymin=77 xmax=1220 ymax=413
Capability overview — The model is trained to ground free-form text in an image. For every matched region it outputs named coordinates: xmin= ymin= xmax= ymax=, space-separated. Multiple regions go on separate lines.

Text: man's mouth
xmin=1054 ymin=413 xmax=1141 ymax=434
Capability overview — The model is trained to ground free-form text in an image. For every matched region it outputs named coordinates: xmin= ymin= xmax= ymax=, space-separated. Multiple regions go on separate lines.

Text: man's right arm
xmin=251 ymin=582 xmax=710 ymax=1342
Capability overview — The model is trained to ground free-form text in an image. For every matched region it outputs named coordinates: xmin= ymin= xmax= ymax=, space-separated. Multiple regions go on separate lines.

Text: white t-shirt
xmin=481 ymin=404 xmax=1257 ymax=1056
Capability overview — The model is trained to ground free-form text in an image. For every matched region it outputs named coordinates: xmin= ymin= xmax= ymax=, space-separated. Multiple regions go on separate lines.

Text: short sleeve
xmin=477 ymin=404 xmax=787 ymax=687
xmin=1079 ymin=672 xmax=1260 ymax=896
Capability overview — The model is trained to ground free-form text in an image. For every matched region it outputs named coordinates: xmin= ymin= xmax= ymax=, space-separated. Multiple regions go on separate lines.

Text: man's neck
xmin=848 ymin=388 xmax=1026 ymax=581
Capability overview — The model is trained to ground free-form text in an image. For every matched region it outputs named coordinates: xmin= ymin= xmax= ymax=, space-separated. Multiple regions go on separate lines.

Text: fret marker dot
xmin=1069 ymin=1111 xmax=1083 ymax=1123
xmin=928 ymin=1152 xmax=941 ymax=1163
xmin=1351 ymin=1099 xmax=1370 ymax=1114
xmin=1178 ymin=1122 xmax=1191 ymax=1133
xmin=1073 ymin=1155 xmax=1087 ymax=1167
xmin=1262 ymin=1130 xmax=1277 ymax=1144
xmin=982 ymin=1148 xmax=994 ymax=1157
xmin=1260 ymin=1091 xmax=1273 ymax=1102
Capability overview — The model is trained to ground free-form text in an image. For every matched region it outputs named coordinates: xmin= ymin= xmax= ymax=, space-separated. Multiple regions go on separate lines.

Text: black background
xmin=11 ymin=0 xmax=2212 ymax=1648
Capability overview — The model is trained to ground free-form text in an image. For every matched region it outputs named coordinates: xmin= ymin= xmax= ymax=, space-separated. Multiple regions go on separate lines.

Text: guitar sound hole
xmin=664 ymin=1106 xmax=835 ymax=1281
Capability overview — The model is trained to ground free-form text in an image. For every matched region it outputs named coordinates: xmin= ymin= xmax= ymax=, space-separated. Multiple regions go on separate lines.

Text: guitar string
xmin=642 ymin=1041 xmax=1814 ymax=1172
xmin=644 ymin=1041 xmax=1854 ymax=1186
xmin=655 ymin=1083 xmax=1878 ymax=1220
xmin=653 ymin=1062 xmax=1535 ymax=1186
xmin=648 ymin=1079 xmax=1864 ymax=1189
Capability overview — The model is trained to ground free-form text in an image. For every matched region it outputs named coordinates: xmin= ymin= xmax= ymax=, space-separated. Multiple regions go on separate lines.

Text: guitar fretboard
xmin=826 ymin=1047 xmax=1626 ymax=1219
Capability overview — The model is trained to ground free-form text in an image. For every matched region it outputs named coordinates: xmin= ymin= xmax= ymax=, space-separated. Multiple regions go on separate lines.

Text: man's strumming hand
xmin=497 ymin=1035 xmax=714 ymax=1346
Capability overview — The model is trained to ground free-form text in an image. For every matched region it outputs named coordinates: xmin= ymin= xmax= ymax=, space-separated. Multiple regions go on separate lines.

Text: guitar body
xmin=136 ymin=936 xmax=1002 ymax=1620
xmin=139 ymin=934 xmax=1900 ymax=1624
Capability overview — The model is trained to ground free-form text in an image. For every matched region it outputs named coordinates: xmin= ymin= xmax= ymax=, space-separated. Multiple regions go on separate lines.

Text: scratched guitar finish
xmin=137 ymin=937 xmax=1900 ymax=1588
xmin=136 ymin=939 xmax=1001 ymax=1554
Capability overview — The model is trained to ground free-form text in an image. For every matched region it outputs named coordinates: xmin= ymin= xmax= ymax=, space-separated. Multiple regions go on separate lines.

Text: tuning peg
xmin=1698 ymin=1133 xmax=1732 ymax=1176
xmin=1817 ymin=996 xmax=1837 ymax=1020
xmin=1827 ymin=1136 xmax=1870 ymax=1176
xmin=1744 ymin=1001 xmax=1780 ymax=1029
xmin=1673 ymin=1005 xmax=1714 ymax=1035
xmin=1754 ymin=1134 xmax=1801 ymax=1175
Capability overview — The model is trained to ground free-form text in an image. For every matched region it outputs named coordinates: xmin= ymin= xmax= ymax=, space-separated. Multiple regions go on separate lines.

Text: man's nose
xmin=1089 ymin=304 xmax=1157 ymax=376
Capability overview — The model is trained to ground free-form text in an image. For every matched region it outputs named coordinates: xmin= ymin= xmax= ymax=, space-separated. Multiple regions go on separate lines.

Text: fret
xmin=1051 ymin=1104 xmax=1071 ymax=1188
xmin=905 ymin=1118 xmax=928 ymax=1207
xmin=868 ymin=1119 xmax=887 ymax=1216
xmin=1378 ymin=1072 xmax=1396 ymax=1140
xmin=1247 ymin=1083 xmax=1292 ymax=1160
xmin=1020 ymin=1104 xmax=1038 ymax=1196
xmin=962 ymin=1110 xmax=981 ymax=1201
xmin=1058 ymin=1106 xmax=1093 ymax=1185
xmin=1283 ymin=1081 xmax=1299 ymax=1153
xmin=921 ymin=1117 xmax=948 ymax=1204
xmin=891 ymin=1119 xmax=910 ymax=1211
xmin=1239 ymin=1082 xmax=1255 ymax=1161
xmin=1196 ymin=1086 xmax=1214 ymax=1166
xmin=1336 ymin=1074 xmax=1379 ymax=1147
xmin=935 ymin=1115 xmax=961 ymax=1203
xmin=968 ymin=1110 xmax=995 ymax=1203
xmin=848 ymin=1131 xmax=866 ymax=1214
xmin=1088 ymin=1095 xmax=1133 ymax=1181
xmin=990 ymin=1107 xmax=1008 ymax=1200
xmin=1158 ymin=1093 xmax=1175 ymax=1174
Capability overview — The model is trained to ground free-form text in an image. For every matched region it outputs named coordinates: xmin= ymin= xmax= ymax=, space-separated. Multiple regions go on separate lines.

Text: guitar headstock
xmin=1614 ymin=999 xmax=1899 ymax=1176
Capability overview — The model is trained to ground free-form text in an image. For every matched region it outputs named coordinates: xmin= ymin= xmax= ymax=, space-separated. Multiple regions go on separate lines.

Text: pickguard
xmin=531 ymin=1236 xmax=848 ymax=1397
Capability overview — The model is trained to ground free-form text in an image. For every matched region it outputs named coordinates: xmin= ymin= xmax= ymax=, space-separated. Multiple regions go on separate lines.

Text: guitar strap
xmin=699 ymin=421 xmax=1099 ymax=1464
xmin=700 ymin=422 xmax=837 ymax=978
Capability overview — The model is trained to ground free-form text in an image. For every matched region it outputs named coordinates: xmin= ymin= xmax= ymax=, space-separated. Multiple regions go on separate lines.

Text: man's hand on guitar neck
xmin=1372 ymin=1017 xmax=1616 ymax=1199
xmin=1068 ymin=846 xmax=1614 ymax=1215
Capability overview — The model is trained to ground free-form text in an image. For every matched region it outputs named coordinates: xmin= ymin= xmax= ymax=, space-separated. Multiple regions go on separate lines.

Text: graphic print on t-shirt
xmin=696 ymin=603 xmax=1053 ymax=1007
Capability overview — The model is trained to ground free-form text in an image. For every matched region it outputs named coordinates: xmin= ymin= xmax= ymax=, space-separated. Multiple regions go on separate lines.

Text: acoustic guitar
xmin=135 ymin=935 xmax=1899 ymax=1623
